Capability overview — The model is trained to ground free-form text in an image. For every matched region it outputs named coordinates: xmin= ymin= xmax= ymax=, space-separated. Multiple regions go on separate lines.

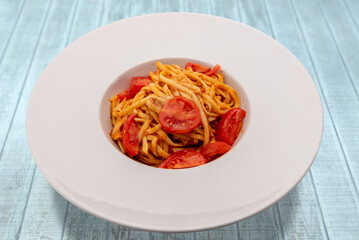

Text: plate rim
xmin=26 ymin=12 xmax=324 ymax=232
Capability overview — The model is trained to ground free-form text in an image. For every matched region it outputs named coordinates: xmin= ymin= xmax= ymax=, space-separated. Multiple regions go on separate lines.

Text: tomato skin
xmin=204 ymin=64 xmax=221 ymax=76
xmin=117 ymin=76 xmax=151 ymax=101
xmin=185 ymin=62 xmax=211 ymax=73
xmin=117 ymin=89 xmax=136 ymax=101
xmin=159 ymin=150 xmax=207 ymax=169
xmin=122 ymin=113 xmax=139 ymax=157
xmin=130 ymin=76 xmax=152 ymax=93
xmin=185 ymin=62 xmax=221 ymax=76
xmin=200 ymin=141 xmax=231 ymax=161
xmin=159 ymin=96 xmax=202 ymax=134
xmin=215 ymin=108 xmax=246 ymax=145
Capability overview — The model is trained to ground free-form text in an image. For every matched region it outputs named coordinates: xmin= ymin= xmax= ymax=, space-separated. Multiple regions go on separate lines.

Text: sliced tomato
xmin=215 ymin=107 xmax=246 ymax=145
xmin=117 ymin=76 xmax=151 ymax=101
xmin=122 ymin=113 xmax=139 ymax=157
xmin=204 ymin=64 xmax=221 ymax=76
xmin=158 ymin=150 xmax=207 ymax=169
xmin=185 ymin=62 xmax=221 ymax=76
xmin=130 ymin=76 xmax=152 ymax=93
xmin=117 ymin=89 xmax=136 ymax=101
xmin=200 ymin=141 xmax=231 ymax=161
xmin=159 ymin=96 xmax=202 ymax=134
xmin=185 ymin=62 xmax=211 ymax=73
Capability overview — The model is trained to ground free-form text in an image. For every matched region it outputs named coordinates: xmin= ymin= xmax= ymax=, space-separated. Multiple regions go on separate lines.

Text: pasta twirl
xmin=110 ymin=62 xmax=241 ymax=167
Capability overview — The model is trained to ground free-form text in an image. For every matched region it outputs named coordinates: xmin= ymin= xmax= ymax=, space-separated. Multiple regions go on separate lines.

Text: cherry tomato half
xmin=117 ymin=76 xmax=151 ymax=101
xmin=200 ymin=141 xmax=231 ymax=161
xmin=185 ymin=62 xmax=221 ymax=76
xmin=158 ymin=150 xmax=207 ymax=169
xmin=122 ymin=113 xmax=139 ymax=157
xmin=215 ymin=107 xmax=246 ymax=145
xmin=159 ymin=96 xmax=202 ymax=134
xmin=185 ymin=62 xmax=211 ymax=73
xmin=130 ymin=76 xmax=152 ymax=93
xmin=117 ymin=89 xmax=136 ymax=101
xmin=204 ymin=64 xmax=221 ymax=76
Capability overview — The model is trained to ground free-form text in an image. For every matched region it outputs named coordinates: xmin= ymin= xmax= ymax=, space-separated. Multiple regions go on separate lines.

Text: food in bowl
xmin=109 ymin=62 xmax=246 ymax=169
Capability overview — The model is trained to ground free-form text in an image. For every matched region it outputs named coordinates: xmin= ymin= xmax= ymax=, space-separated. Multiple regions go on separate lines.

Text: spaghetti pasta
xmin=110 ymin=62 xmax=243 ymax=167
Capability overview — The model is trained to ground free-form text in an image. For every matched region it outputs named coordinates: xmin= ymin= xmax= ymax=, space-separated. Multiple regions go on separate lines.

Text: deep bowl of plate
xmin=26 ymin=12 xmax=323 ymax=232
xmin=99 ymin=57 xmax=251 ymax=157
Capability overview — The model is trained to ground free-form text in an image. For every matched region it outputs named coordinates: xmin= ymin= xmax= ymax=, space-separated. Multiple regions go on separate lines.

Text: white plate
xmin=26 ymin=13 xmax=323 ymax=232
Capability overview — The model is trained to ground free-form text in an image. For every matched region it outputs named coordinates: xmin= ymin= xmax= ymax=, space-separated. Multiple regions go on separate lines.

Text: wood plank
xmin=237 ymin=0 xmax=272 ymax=35
xmin=276 ymin=174 xmax=328 ymax=240
xmin=157 ymin=0 xmax=182 ymax=12
xmin=343 ymin=0 xmax=359 ymax=33
xmin=18 ymin=170 xmax=68 ymax=240
xmin=319 ymin=0 xmax=359 ymax=94
xmin=0 ymin=0 xmax=50 ymax=157
xmin=107 ymin=226 xmax=150 ymax=240
xmin=67 ymin=0 xmax=106 ymax=43
xmin=62 ymin=203 xmax=108 ymax=239
xmin=266 ymin=0 xmax=359 ymax=239
xmin=196 ymin=224 xmax=239 ymax=240
xmin=101 ymin=0 xmax=131 ymax=25
xmin=182 ymin=0 xmax=211 ymax=13
xmin=210 ymin=0 xmax=241 ymax=21
xmin=150 ymin=231 xmax=194 ymax=240
xmin=238 ymin=208 xmax=280 ymax=240
xmin=289 ymin=0 xmax=359 ymax=238
xmin=0 ymin=0 xmax=25 ymax=59
xmin=317 ymin=0 xmax=359 ymax=179
xmin=130 ymin=0 xmax=157 ymax=16
xmin=0 ymin=0 xmax=53 ymax=238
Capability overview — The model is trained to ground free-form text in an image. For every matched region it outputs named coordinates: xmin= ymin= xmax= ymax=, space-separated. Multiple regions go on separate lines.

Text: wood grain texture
xmin=318 ymin=0 xmax=359 ymax=184
xmin=18 ymin=170 xmax=67 ymax=240
xmin=0 ymin=0 xmax=25 ymax=61
xmin=0 ymin=0 xmax=49 ymax=153
xmin=266 ymin=0 xmax=359 ymax=239
xmin=0 ymin=0 xmax=359 ymax=239
xmin=321 ymin=0 xmax=359 ymax=94
xmin=237 ymin=208 xmax=281 ymax=240
xmin=238 ymin=0 xmax=272 ymax=35
xmin=343 ymin=0 xmax=359 ymax=37
xmin=157 ymin=0 xmax=182 ymax=12
xmin=288 ymin=0 xmax=359 ymax=238
xmin=101 ymin=0 xmax=131 ymax=25
xmin=62 ymin=203 xmax=108 ymax=240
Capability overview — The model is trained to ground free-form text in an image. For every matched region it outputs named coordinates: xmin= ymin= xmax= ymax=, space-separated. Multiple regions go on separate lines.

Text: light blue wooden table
xmin=1 ymin=0 xmax=359 ymax=239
